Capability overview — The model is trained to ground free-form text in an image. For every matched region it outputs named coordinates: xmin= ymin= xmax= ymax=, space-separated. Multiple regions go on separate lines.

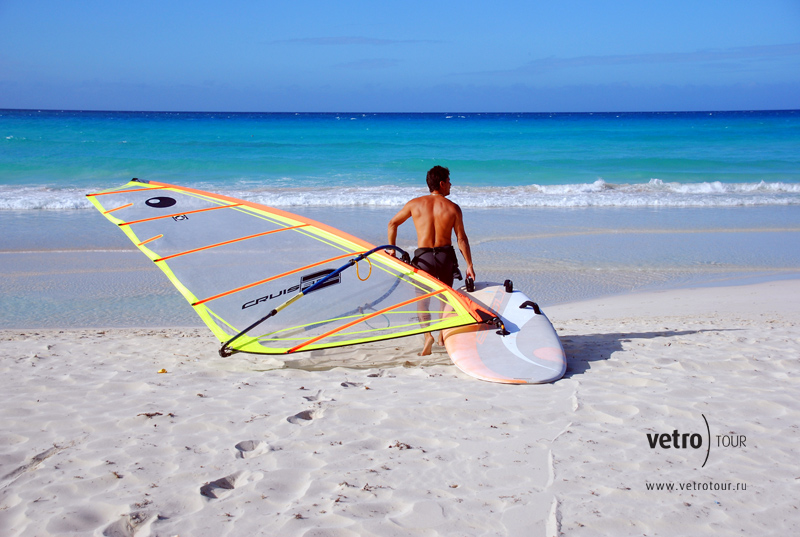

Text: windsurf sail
xmin=87 ymin=179 xmax=499 ymax=356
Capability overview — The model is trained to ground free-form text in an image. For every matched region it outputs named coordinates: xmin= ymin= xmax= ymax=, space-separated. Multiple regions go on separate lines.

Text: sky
xmin=0 ymin=0 xmax=799 ymax=112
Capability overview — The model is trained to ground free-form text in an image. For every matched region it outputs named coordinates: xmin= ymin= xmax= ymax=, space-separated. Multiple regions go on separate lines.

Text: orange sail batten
xmin=192 ymin=251 xmax=363 ymax=306
xmin=288 ymin=289 xmax=445 ymax=353
xmin=155 ymin=224 xmax=310 ymax=262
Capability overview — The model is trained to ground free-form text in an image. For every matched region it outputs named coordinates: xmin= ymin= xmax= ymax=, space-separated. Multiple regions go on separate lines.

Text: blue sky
xmin=1 ymin=0 xmax=798 ymax=112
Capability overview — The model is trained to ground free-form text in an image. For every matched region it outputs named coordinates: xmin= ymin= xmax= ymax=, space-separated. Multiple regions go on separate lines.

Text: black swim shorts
xmin=411 ymin=246 xmax=462 ymax=288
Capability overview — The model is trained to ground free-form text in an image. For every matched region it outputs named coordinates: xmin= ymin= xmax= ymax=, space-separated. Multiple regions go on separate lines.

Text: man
xmin=387 ymin=165 xmax=476 ymax=355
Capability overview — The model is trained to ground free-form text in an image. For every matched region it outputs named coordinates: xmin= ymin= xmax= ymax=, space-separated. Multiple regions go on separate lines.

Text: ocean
xmin=2 ymin=109 xmax=799 ymax=328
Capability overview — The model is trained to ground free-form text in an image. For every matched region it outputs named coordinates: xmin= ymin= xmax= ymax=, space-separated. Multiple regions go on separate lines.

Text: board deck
xmin=443 ymin=282 xmax=567 ymax=384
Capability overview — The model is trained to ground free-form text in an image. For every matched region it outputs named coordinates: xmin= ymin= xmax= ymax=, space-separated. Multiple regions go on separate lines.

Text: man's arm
xmin=453 ymin=205 xmax=476 ymax=280
xmin=387 ymin=203 xmax=412 ymax=254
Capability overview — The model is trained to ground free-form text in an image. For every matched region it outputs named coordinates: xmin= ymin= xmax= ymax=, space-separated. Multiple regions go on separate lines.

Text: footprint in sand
xmin=103 ymin=511 xmax=154 ymax=537
xmin=302 ymin=389 xmax=327 ymax=401
xmin=287 ymin=409 xmax=323 ymax=425
xmin=235 ymin=440 xmax=269 ymax=459
xmin=340 ymin=381 xmax=363 ymax=388
xmin=200 ymin=470 xmax=249 ymax=499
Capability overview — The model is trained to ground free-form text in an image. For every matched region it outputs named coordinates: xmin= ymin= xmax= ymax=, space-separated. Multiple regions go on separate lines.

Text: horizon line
xmin=2 ymin=107 xmax=799 ymax=116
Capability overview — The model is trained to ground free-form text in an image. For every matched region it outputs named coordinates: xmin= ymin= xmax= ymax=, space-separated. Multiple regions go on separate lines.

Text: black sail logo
xmin=301 ymin=269 xmax=340 ymax=293
xmin=242 ymin=269 xmax=341 ymax=309
xmin=145 ymin=196 xmax=177 ymax=208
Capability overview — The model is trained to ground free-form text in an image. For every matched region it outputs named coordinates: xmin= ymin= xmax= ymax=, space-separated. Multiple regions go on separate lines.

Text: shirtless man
xmin=387 ymin=165 xmax=476 ymax=355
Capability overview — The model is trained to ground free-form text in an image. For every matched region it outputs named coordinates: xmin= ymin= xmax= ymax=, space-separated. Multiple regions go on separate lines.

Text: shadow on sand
xmin=560 ymin=328 xmax=737 ymax=379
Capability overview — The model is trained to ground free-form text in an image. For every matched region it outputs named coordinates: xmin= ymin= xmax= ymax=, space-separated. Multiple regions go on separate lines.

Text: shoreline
xmin=2 ymin=279 xmax=798 ymax=535
xmin=4 ymin=188 xmax=800 ymax=331
xmin=3 ymin=204 xmax=800 ymax=329
xmin=3 ymin=253 xmax=799 ymax=330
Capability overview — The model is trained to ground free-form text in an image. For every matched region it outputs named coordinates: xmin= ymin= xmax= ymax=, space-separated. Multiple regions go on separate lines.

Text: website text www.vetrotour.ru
xmin=645 ymin=481 xmax=747 ymax=492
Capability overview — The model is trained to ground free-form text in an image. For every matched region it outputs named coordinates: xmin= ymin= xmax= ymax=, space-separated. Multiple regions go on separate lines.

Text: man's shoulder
xmin=442 ymin=197 xmax=462 ymax=211
xmin=405 ymin=195 xmax=428 ymax=208
xmin=408 ymin=194 xmax=461 ymax=212
xmin=407 ymin=194 xmax=439 ymax=207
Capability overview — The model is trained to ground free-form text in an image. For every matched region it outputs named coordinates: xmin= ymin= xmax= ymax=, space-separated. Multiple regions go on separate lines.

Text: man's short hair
xmin=426 ymin=166 xmax=450 ymax=192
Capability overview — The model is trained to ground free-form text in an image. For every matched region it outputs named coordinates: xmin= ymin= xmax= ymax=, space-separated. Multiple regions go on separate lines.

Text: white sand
xmin=1 ymin=280 xmax=798 ymax=536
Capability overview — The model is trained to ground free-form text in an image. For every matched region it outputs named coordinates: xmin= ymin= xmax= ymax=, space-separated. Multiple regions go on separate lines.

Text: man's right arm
xmin=387 ymin=203 xmax=412 ymax=254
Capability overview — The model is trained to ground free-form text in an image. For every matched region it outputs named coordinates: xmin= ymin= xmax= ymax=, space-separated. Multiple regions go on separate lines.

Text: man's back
xmin=406 ymin=194 xmax=460 ymax=248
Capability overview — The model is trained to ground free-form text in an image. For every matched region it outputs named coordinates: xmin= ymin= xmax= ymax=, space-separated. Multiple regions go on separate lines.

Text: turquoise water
xmin=2 ymin=109 xmax=799 ymax=208
xmin=2 ymin=109 xmax=800 ymax=328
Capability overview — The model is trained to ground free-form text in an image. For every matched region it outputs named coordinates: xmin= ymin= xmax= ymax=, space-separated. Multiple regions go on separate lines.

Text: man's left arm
xmin=453 ymin=205 xmax=476 ymax=280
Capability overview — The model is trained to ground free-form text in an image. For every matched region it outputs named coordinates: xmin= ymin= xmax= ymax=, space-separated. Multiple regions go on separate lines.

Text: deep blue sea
xmin=2 ymin=109 xmax=800 ymax=328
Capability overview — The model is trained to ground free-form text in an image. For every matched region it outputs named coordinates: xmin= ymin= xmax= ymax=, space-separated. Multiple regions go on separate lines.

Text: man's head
xmin=426 ymin=166 xmax=450 ymax=193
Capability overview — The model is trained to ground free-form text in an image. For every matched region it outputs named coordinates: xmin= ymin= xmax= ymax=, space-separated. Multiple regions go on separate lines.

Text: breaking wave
xmin=2 ymin=179 xmax=800 ymax=210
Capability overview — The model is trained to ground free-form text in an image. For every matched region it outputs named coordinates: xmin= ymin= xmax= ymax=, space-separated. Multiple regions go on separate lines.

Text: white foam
xmin=0 ymin=186 xmax=97 ymax=210
xmin=1 ymin=180 xmax=799 ymax=210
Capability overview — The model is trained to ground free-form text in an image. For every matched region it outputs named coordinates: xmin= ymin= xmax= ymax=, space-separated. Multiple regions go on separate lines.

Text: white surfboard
xmin=443 ymin=281 xmax=567 ymax=384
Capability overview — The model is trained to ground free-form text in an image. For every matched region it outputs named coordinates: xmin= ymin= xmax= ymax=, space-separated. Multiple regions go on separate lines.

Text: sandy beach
xmin=1 ymin=279 xmax=798 ymax=536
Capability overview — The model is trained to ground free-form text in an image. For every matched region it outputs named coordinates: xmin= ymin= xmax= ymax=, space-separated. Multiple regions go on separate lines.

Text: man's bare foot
xmin=419 ymin=333 xmax=434 ymax=356
xmin=437 ymin=332 xmax=444 ymax=346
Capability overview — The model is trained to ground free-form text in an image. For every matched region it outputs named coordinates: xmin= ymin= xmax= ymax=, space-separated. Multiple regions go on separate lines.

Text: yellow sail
xmin=87 ymin=180 xmax=496 ymax=356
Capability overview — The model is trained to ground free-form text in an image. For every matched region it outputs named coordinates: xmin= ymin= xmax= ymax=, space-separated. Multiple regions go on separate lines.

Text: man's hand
xmin=466 ymin=265 xmax=476 ymax=281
